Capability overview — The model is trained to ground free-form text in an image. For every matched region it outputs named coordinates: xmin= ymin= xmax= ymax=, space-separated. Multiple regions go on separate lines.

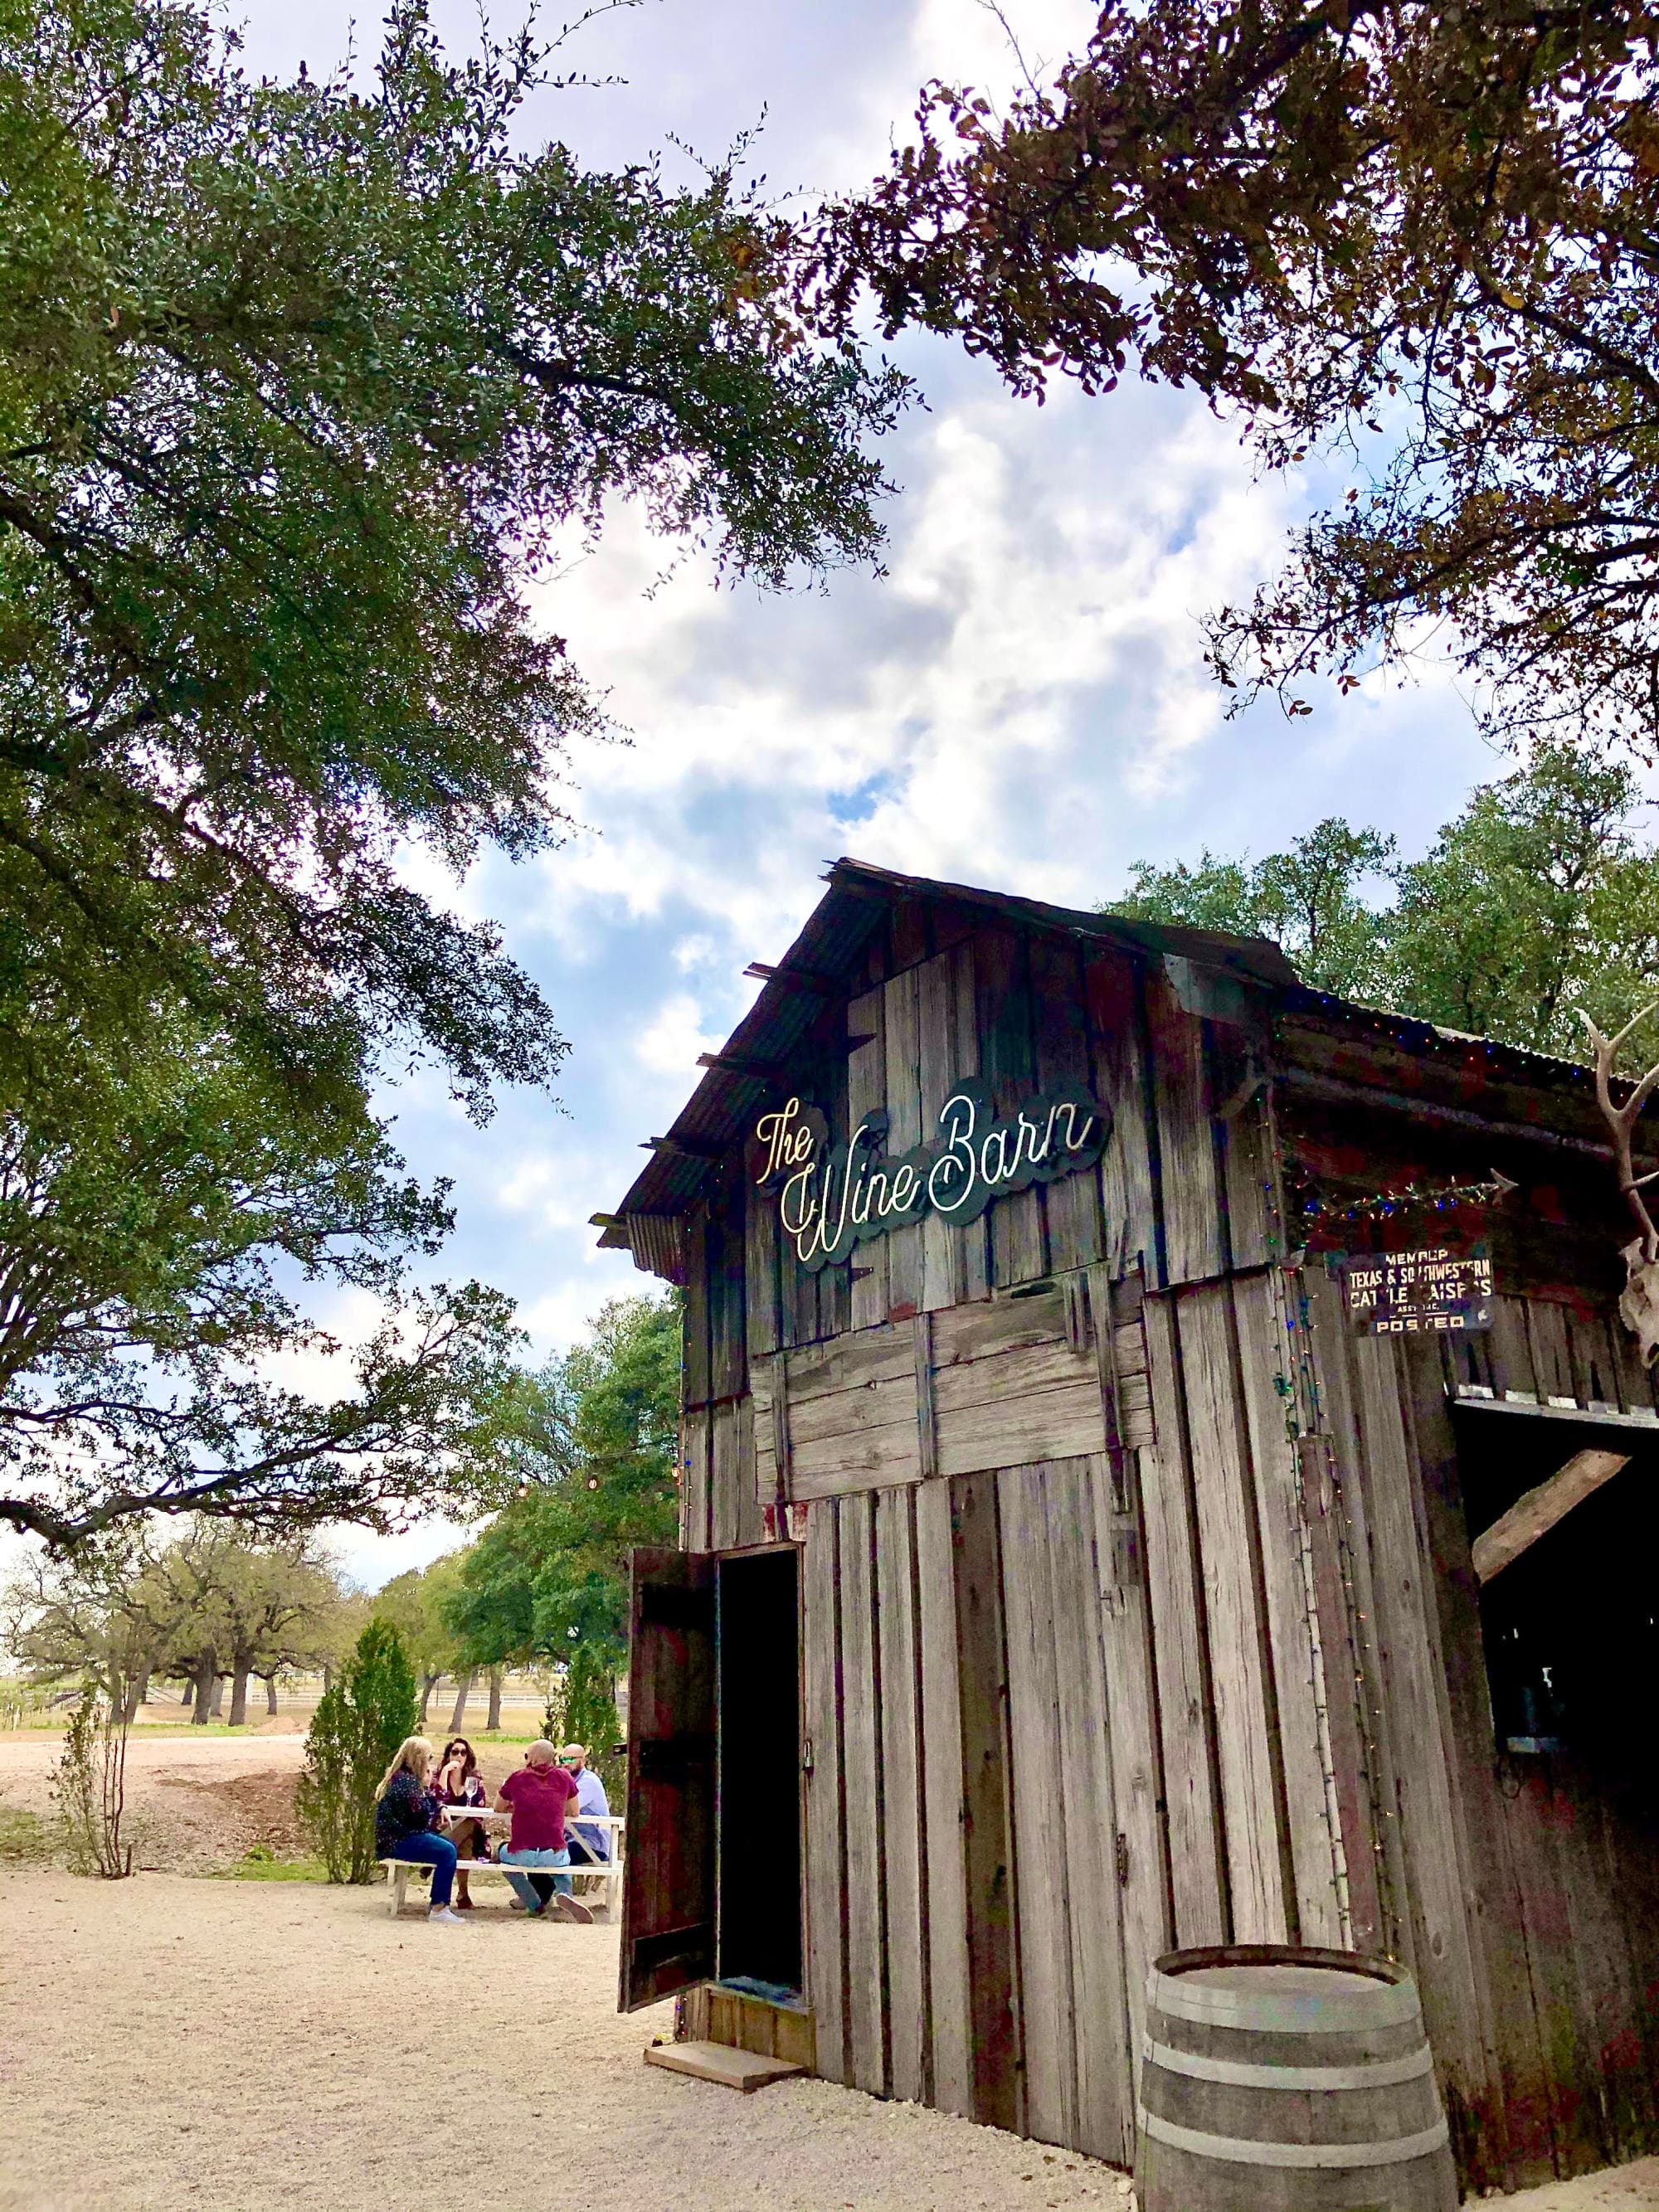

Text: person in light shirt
xmin=560 ymin=1743 xmax=611 ymax=1868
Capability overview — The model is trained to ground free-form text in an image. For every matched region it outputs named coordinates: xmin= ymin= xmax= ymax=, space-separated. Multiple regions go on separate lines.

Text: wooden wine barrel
xmin=1136 ymin=1945 xmax=1457 ymax=2212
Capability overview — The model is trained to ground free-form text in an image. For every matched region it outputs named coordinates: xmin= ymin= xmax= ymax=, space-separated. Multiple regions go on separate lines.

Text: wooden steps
xmin=643 ymin=2039 xmax=804 ymax=2093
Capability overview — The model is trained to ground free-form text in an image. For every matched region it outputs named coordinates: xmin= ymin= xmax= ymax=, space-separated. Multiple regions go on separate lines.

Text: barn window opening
xmin=715 ymin=1548 xmax=803 ymax=1996
xmin=1454 ymin=1402 xmax=1659 ymax=1819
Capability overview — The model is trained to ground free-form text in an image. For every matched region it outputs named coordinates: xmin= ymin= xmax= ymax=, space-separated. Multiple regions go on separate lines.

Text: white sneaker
xmin=428 ymin=1906 xmax=465 ymax=1924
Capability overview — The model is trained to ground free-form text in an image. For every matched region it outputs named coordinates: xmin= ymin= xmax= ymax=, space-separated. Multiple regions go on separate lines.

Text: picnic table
xmin=382 ymin=1809 xmax=625 ymax=1918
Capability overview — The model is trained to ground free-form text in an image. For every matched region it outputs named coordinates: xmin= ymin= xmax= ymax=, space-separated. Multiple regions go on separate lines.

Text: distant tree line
xmin=372 ymin=1293 xmax=681 ymax=1769
xmin=4 ymin=1524 xmax=357 ymax=1727
xmin=3 ymin=1292 xmax=679 ymax=1776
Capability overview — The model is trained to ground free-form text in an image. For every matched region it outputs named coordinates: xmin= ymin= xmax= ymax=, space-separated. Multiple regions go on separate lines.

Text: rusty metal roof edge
xmin=1277 ymin=984 xmax=1606 ymax=1096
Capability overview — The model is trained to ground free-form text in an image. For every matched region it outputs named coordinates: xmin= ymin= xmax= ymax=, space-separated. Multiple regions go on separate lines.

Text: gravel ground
xmin=1 ymin=1741 xmax=1654 ymax=2212
xmin=0 ymin=1869 xmax=1136 ymax=2212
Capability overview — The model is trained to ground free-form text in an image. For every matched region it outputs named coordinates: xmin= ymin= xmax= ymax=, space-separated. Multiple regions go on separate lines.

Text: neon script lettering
xmin=754 ymin=1080 xmax=1111 ymax=1273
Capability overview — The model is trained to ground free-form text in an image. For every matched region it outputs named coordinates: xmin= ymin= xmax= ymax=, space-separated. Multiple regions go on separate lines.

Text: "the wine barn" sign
xmin=750 ymin=1080 xmax=1111 ymax=1271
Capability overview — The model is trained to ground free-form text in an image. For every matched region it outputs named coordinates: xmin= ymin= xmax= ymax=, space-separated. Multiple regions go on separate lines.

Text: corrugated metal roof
xmin=1281 ymin=986 xmax=1606 ymax=1096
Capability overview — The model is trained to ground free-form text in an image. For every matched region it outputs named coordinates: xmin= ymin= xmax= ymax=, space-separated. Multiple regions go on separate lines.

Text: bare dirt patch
xmin=0 ymin=1732 xmax=587 ymax=1875
xmin=0 ymin=1730 xmax=308 ymax=1872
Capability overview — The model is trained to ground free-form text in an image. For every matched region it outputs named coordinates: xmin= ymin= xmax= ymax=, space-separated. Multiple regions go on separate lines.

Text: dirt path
xmin=0 ymin=1869 xmax=1653 ymax=2212
xmin=0 ymin=1869 xmax=1135 ymax=2212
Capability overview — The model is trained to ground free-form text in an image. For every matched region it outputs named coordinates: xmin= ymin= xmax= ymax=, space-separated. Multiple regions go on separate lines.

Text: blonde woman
xmin=373 ymin=1737 xmax=463 ymax=1925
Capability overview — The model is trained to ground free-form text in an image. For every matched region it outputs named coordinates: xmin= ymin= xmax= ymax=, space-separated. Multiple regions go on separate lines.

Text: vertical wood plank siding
xmin=801 ymin=1502 xmax=845 ymax=2082
xmin=663 ymin=894 xmax=1656 ymax=2192
xmin=914 ymin=1476 xmax=974 ymax=2116
xmin=1000 ymin=1461 xmax=1078 ymax=2149
xmin=874 ymin=1486 xmax=927 ymax=2103
xmin=1175 ymin=1282 xmax=1291 ymax=1942
xmin=837 ymin=1490 xmax=887 ymax=2095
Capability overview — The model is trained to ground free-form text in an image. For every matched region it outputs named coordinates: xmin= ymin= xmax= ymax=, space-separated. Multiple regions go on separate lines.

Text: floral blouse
xmin=374 ymin=1768 xmax=441 ymax=1857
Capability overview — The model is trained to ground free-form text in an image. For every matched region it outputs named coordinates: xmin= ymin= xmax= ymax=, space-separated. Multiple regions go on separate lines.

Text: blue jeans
xmin=498 ymin=1844 xmax=571 ymax=1908
xmin=393 ymin=1830 xmax=457 ymax=1908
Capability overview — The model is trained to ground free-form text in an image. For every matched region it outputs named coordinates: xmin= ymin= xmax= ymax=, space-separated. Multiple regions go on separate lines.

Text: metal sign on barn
xmin=1340 ymin=1244 xmax=1495 ymax=1335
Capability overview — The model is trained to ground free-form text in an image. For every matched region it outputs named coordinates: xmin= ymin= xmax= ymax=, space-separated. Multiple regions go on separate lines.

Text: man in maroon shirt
xmin=497 ymin=1741 xmax=593 ymax=1923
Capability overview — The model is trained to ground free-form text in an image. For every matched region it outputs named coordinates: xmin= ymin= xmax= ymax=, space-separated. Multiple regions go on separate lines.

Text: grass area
xmin=0 ymin=1800 xmax=54 ymax=1864
xmin=207 ymin=1844 xmax=332 ymax=1883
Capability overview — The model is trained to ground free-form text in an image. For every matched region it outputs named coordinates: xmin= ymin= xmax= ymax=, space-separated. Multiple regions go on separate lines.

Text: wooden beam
xmin=1455 ymin=1390 xmax=1659 ymax=1432
xmin=914 ymin=1311 xmax=937 ymax=1483
xmin=1472 ymin=1448 xmax=1631 ymax=1584
xmin=743 ymin=961 xmax=841 ymax=994
xmin=641 ymin=1134 xmax=724 ymax=1160
xmin=695 ymin=1051 xmax=788 ymax=1081
xmin=1281 ymin=1063 xmax=1659 ymax=1167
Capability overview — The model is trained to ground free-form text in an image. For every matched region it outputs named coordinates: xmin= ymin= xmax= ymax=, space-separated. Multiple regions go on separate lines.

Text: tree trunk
xmin=207 ymin=1674 xmax=225 ymax=1719
xmin=486 ymin=1666 xmax=503 ymax=1732
xmin=322 ymin=1665 xmax=332 ymax=1694
xmin=121 ymin=1677 xmax=139 ymax=1726
xmin=228 ymin=1657 xmax=252 ymax=1729
xmin=134 ymin=1666 xmax=151 ymax=1708
xmin=181 ymin=1676 xmax=194 ymax=1709
xmin=265 ymin=1678 xmax=279 ymax=1717
xmin=449 ymin=1670 xmax=474 ymax=1732
xmin=191 ymin=1651 xmax=216 ymax=1725
xmin=419 ymin=1673 xmax=439 ymax=1724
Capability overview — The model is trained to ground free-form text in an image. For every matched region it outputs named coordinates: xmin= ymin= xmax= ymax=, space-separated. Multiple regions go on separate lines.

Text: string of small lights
xmin=1301 ymin=1168 xmax=1518 ymax=1228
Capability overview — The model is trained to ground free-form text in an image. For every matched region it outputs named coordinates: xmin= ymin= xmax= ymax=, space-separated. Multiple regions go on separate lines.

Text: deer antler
xmin=1581 ymin=1004 xmax=1659 ymax=1263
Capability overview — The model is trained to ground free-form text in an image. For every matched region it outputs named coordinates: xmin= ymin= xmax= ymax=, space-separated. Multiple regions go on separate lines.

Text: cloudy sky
xmin=228 ymin=0 xmax=1499 ymax=1588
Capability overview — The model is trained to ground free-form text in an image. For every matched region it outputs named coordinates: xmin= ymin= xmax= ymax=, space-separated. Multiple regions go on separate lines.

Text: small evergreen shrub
xmin=296 ymin=1619 xmax=418 ymax=1883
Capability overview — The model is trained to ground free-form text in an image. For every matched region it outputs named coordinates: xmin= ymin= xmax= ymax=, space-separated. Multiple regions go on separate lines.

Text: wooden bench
xmin=382 ymin=1857 xmax=516 ymax=1916
xmin=381 ymin=1829 xmax=625 ymax=1918
xmin=567 ymin=1816 xmax=625 ymax=1913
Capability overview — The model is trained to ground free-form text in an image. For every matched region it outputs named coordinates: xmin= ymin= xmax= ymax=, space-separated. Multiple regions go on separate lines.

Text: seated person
xmin=431 ymin=1735 xmax=489 ymax=1910
xmin=496 ymin=1740 xmax=592 ymax=1923
xmin=373 ymin=1736 xmax=464 ymax=1926
xmin=559 ymin=1743 xmax=611 ymax=1868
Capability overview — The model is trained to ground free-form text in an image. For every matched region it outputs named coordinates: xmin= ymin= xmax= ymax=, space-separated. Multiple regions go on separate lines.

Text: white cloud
xmin=635 ymin=991 xmax=725 ymax=1081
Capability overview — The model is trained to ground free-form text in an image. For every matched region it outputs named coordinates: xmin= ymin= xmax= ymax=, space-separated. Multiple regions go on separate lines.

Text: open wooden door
xmin=619 ymin=1547 xmax=716 ymax=2013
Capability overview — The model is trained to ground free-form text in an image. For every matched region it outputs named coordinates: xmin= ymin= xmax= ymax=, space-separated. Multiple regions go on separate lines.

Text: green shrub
xmin=296 ymin=1619 xmax=417 ymax=1883
xmin=563 ymin=1646 xmax=625 ymax=1808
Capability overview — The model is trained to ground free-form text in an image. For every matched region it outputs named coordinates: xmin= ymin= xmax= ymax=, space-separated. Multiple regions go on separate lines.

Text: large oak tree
xmin=0 ymin=0 xmax=903 ymax=1546
xmin=812 ymin=0 xmax=1659 ymax=746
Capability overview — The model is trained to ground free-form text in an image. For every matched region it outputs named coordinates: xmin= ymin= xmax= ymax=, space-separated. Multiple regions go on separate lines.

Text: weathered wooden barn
xmin=601 ymin=859 xmax=1659 ymax=2195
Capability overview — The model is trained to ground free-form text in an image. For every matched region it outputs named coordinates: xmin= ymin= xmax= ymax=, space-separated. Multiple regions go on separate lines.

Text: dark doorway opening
xmin=1454 ymin=1403 xmax=1659 ymax=1822
xmin=715 ymin=1548 xmax=803 ymax=1995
